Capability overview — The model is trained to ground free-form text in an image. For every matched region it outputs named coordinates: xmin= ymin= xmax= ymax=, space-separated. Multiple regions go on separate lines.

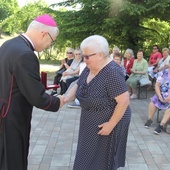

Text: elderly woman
xmin=153 ymin=48 xmax=170 ymax=78
xmin=51 ymin=47 xmax=74 ymax=95
xmin=60 ymin=48 xmax=83 ymax=94
xmin=123 ymin=48 xmax=135 ymax=80
xmin=64 ymin=35 xmax=131 ymax=170
xmin=144 ymin=61 xmax=170 ymax=131
xmin=110 ymin=46 xmax=120 ymax=59
xmin=126 ymin=50 xmax=148 ymax=99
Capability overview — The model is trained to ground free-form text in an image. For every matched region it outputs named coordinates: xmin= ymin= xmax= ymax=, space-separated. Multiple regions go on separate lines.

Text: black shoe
xmin=144 ymin=119 xmax=153 ymax=128
xmin=51 ymin=90 xmax=57 ymax=96
xmin=154 ymin=124 xmax=163 ymax=135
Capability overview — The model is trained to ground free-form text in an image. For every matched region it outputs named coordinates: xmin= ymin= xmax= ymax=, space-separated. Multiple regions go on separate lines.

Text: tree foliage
xmin=54 ymin=0 xmax=170 ymax=56
xmin=1 ymin=1 xmax=50 ymax=34
xmin=1 ymin=0 xmax=170 ymax=59
xmin=0 ymin=0 xmax=19 ymax=21
xmin=55 ymin=0 xmax=110 ymax=49
xmin=104 ymin=0 xmax=170 ymax=54
xmin=0 ymin=0 xmax=19 ymax=37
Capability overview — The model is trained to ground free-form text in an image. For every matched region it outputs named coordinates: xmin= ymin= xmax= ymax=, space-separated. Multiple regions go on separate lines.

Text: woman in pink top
xmin=148 ymin=45 xmax=162 ymax=78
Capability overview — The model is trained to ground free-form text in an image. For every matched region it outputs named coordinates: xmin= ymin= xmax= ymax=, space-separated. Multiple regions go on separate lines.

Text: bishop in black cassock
xmin=0 ymin=14 xmax=61 ymax=170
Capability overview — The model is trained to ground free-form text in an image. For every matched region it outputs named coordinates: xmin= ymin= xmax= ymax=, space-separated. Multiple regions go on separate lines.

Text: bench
xmin=137 ymin=78 xmax=152 ymax=99
xmin=137 ymin=83 xmax=149 ymax=99
xmin=41 ymin=71 xmax=60 ymax=90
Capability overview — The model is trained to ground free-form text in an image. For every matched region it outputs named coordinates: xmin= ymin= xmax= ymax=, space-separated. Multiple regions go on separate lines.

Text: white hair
xmin=124 ymin=48 xmax=134 ymax=58
xmin=27 ymin=20 xmax=59 ymax=37
xmin=80 ymin=35 xmax=109 ymax=57
xmin=66 ymin=47 xmax=74 ymax=53
xmin=74 ymin=48 xmax=81 ymax=54
xmin=112 ymin=46 xmax=120 ymax=52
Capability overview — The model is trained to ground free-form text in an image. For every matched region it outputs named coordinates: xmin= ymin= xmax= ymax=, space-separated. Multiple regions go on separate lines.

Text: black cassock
xmin=0 ymin=36 xmax=60 ymax=170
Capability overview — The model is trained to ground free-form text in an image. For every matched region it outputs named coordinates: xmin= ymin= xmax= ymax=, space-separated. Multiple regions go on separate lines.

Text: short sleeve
xmin=77 ymin=67 xmax=89 ymax=86
xmin=105 ymin=64 xmax=128 ymax=99
xmin=157 ymin=52 xmax=162 ymax=59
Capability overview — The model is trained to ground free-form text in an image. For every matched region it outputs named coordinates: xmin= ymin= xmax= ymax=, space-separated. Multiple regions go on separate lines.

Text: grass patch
xmin=39 ymin=59 xmax=60 ymax=80
xmin=39 ymin=59 xmax=60 ymax=65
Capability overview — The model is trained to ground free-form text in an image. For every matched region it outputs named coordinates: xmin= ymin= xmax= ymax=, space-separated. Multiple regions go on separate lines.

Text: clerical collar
xmin=20 ymin=34 xmax=34 ymax=51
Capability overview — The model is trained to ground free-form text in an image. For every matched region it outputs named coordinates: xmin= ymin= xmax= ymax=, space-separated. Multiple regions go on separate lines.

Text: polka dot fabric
xmin=74 ymin=61 xmax=131 ymax=170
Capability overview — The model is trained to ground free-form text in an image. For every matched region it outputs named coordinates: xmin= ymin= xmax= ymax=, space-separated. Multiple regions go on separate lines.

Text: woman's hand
xmin=57 ymin=95 xmax=66 ymax=108
xmin=158 ymin=95 xmax=164 ymax=103
xmin=97 ymin=122 xmax=114 ymax=136
xmin=153 ymin=67 xmax=158 ymax=73
xmin=131 ymin=69 xmax=136 ymax=74
xmin=163 ymin=96 xmax=170 ymax=103
xmin=62 ymin=71 xmax=69 ymax=76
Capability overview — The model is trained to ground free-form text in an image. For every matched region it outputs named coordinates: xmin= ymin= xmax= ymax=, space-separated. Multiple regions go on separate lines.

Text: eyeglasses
xmin=66 ymin=52 xmax=72 ymax=54
xmin=82 ymin=53 xmax=97 ymax=60
xmin=48 ymin=33 xmax=55 ymax=44
xmin=75 ymin=53 xmax=81 ymax=55
xmin=153 ymin=48 xmax=158 ymax=50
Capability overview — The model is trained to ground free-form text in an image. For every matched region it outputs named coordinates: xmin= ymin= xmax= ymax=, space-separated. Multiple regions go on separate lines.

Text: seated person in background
xmin=60 ymin=49 xmax=83 ymax=95
xmin=67 ymin=60 xmax=86 ymax=108
xmin=123 ymin=48 xmax=135 ymax=80
xmin=153 ymin=108 xmax=170 ymax=135
xmin=110 ymin=46 xmax=120 ymax=59
xmin=126 ymin=50 xmax=148 ymax=99
xmin=153 ymin=48 xmax=170 ymax=78
xmin=148 ymin=45 xmax=162 ymax=79
xmin=113 ymin=52 xmax=126 ymax=77
xmin=51 ymin=47 xmax=74 ymax=95
xmin=144 ymin=63 xmax=170 ymax=129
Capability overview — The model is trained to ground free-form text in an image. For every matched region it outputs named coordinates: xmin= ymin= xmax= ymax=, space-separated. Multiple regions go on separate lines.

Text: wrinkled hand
xmin=97 ymin=122 xmax=114 ymax=136
xmin=158 ymin=95 xmax=164 ymax=103
xmin=131 ymin=69 xmax=136 ymax=74
xmin=163 ymin=97 xmax=170 ymax=103
xmin=62 ymin=72 xmax=69 ymax=77
xmin=153 ymin=68 xmax=158 ymax=73
xmin=57 ymin=95 xmax=65 ymax=108
xmin=62 ymin=71 xmax=66 ymax=76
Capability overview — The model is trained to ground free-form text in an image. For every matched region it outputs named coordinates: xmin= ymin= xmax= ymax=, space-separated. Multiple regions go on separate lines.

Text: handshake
xmin=56 ymin=83 xmax=77 ymax=108
xmin=57 ymin=94 xmax=71 ymax=108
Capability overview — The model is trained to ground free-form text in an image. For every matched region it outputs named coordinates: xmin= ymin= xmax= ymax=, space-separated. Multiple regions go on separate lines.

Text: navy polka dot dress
xmin=74 ymin=61 xmax=131 ymax=170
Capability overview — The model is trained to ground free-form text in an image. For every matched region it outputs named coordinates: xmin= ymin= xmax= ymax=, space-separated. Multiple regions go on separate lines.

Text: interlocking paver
xmin=28 ymin=89 xmax=170 ymax=170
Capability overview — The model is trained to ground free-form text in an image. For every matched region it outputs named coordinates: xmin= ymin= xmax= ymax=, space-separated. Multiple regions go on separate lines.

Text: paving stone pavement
xmin=28 ymin=89 xmax=170 ymax=170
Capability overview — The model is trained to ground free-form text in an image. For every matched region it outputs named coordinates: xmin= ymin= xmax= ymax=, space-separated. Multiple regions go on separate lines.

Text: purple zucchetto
xmin=34 ymin=14 xmax=57 ymax=27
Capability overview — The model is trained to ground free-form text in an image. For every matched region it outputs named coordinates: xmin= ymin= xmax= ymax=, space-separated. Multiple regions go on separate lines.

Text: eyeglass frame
xmin=75 ymin=53 xmax=81 ymax=56
xmin=82 ymin=53 xmax=97 ymax=60
xmin=48 ymin=33 xmax=55 ymax=44
xmin=66 ymin=52 xmax=73 ymax=54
